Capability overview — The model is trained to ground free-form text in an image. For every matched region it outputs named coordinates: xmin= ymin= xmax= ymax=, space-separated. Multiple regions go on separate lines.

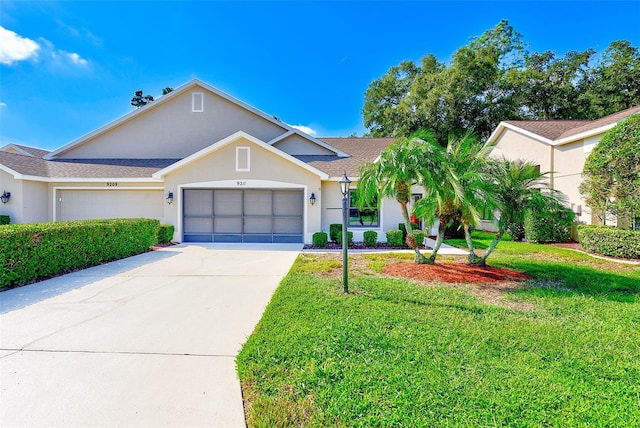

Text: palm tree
xmin=414 ymin=133 xmax=496 ymax=264
xmin=471 ymin=158 xmax=562 ymax=266
xmin=357 ymin=130 xmax=444 ymax=264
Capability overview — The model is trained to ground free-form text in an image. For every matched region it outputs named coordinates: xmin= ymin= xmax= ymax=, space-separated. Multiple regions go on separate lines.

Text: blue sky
xmin=1 ymin=1 xmax=639 ymax=151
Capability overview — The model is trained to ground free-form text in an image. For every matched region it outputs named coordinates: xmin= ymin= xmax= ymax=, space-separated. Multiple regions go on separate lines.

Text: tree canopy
xmin=580 ymin=114 xmax=640 ymax=226
xmin=363 ymin=20 xmax=640 ymax=143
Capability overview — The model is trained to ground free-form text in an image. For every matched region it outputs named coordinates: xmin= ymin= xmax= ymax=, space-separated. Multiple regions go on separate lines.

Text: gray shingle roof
xmin=503 ymin=105 xmax=640 ymax=142
xmin=1 ymin=138 xmax=396 ymax=180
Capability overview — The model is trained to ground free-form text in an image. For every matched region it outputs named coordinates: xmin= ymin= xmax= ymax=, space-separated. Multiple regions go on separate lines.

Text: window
xmin=236 ymin=146 xmax=250 ymax=171
xmin=348 ymin=190 xmax=379 ymax=227
xmin=192 ymin=92 xmax=204 ymax=112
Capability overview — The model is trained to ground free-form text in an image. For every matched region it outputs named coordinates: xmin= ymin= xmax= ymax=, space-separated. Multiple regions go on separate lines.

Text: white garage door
xmin=183 ymin=189 xmax=303 ymax=243
xmin=58 ymin=189 xmax=164 ymax=221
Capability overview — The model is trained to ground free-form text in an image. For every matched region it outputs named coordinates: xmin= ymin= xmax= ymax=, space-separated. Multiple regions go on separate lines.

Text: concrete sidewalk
xmin=0 ymin=244 xmax=301 ymax=427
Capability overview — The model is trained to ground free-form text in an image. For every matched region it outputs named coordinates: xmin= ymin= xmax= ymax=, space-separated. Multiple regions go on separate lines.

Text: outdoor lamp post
xmin=339 ymin=172 xmax=351 ymax=293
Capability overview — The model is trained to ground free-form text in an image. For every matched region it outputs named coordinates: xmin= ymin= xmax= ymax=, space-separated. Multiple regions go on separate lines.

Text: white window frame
xmin=192 ymin=92 xmax=204 ymax=112
xmin=236 ymin=146 xmax=250 ymax=172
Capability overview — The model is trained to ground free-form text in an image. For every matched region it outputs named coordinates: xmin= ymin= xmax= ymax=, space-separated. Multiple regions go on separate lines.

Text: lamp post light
xmin=339 ymin=172 xmax=351 ymax=293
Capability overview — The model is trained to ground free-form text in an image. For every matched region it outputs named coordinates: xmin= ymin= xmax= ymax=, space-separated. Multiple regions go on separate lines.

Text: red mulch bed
xmin=383 ymin=262 xmax=532 ymax=284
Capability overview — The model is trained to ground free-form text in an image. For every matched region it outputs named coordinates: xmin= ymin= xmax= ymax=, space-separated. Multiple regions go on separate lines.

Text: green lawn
xmin=237 ymin=236 xmax=640 ymax=427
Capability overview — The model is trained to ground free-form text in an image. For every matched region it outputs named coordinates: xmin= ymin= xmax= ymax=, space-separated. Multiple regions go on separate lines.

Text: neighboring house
xmin=488 ymin=105 xmax=640 ymax=227
xmin=0 ymin=78 xmax=428 ymax=244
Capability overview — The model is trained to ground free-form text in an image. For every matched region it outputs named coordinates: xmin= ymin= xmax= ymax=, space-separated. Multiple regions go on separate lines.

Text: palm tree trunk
xmin=428 ymin=219 xmax=448 ymax=264
xmin=475 ymin=230 xmax=504 ymax=267
xmin=400 ymin=201 xmax=427 ymax=264
xmin=463 ymin=223 xmax=481 ymax=264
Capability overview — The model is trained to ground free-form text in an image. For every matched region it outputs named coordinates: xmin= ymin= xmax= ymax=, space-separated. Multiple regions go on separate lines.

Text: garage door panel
xmin=59 ymin=190 xmax=163 ymax=221
xmin=184 ymin=190 xmax=212 ymax=216
xmin=183 ymin=189 xmax=302 ymax=243
xmin=214 ymin=190 xmax=242 ymax=215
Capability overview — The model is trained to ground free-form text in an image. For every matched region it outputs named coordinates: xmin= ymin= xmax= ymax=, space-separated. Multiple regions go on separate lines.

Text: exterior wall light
xmin=0 ymin=191 xmax=10 ymax=204
xmin=339 ymin=172 xmax=351 ymax=293
xmin=166 ymin=191 xmax=174 ymax=205
xmin=309 ymin=193 xmax=316 ymax=205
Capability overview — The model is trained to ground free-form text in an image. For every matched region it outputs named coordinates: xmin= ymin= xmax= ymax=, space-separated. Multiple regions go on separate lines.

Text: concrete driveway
xmin=0 ymin=243 xmax=301 ymax=427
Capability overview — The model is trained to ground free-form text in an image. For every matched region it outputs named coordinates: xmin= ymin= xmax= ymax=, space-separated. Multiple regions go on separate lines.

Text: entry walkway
xmin=0 ymin=244 xmax=301 ymax=427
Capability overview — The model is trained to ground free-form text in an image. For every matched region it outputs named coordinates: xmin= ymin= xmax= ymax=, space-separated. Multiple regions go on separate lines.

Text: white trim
xmin=152 ymin=131 xmax=329 ymax=180
xmin=552 ymin=123 xmax=617 ymax=146
xmin=488 ymin=122 xmax=554 ymax=145
xmin=235 ymin=146 xmax=250 ymax=172
xmin=52 ymin=186 xmax=163 ymax=221
xmin=0 ymin=144 xmax=36 ymax=157
xmin=192 ymin=92 xmax=204 ymax=112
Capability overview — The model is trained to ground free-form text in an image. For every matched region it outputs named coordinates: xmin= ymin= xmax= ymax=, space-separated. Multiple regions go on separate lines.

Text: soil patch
xmin=382 ymin=262 xmax=532 ymax=284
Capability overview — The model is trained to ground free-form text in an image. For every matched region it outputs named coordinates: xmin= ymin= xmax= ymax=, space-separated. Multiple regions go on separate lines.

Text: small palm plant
xmin=357 ymin=130 xmax=444 ymax=264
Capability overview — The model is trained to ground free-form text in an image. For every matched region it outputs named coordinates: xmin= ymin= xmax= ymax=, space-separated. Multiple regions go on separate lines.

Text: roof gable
xmin=152 ymin=131 xmax=329 ymax=180
xmin=44 ymin=79 xmax=346 ymax=161
xmin=489 ymin=106 xmax=640 ymax=146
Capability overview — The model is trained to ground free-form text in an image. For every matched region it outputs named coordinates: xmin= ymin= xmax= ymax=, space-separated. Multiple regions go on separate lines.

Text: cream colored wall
xmin=273 ymin=134 xmax=335 ymax=155
xmin=163 ymin=138 xmax=322 ymax=243
xmin=0 ymin=170 xmax=22 ymax=223
xmin=56 ymin=86 xmax=288 ymax=159
xmin=491 ymin=129 xmax=552 ymax=173
xmin=21 ymin=180 xmax=49 ymax=223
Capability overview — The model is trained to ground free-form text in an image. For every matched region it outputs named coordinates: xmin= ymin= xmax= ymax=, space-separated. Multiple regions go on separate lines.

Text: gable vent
xmin=192 ymin=92 xmax=204 ymax=112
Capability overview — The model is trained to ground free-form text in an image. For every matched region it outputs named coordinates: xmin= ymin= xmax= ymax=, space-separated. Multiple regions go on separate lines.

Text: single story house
xmin=488 ymin=105 xmax=640 ymax=227
xmin=1 ymin=78 xmax=431 ymax=244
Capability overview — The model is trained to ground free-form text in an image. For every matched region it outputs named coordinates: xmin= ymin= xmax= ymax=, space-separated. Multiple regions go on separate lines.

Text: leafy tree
xmin=583 ymin=41 xmax=640 ymax=118
xmin=357 ymin=130 xmax=444 ymax=263
xmin=162 ymin=87 xmax=174 ymax=95
xmin=131 ymin=90 xmax=154 ymax=108
xmin=414 ymin=133 xmax=496 ymax=264
xmin=511 ymin=49 xmax=595 ymax=119
xmin=363 ymin=20 xmax=524 ymax=143
xmin=580 ymin=114 xmax=640 ymax=227
xmin=363 ymin=22 xmax=640 ymax=140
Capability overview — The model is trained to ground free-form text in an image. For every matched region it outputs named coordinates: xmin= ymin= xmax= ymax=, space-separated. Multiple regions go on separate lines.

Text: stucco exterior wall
xmin=0 ymin=170 xmax=21 ymax=223
xmin=163 ymin=137 xmax=322 ymax=243
xmin=55 ymin=86 xmax=288 ymax=159
xmin=491 ymin=129 xmax=552 ymax=174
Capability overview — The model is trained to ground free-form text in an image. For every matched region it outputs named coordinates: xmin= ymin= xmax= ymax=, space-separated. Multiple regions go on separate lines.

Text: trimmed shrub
xmin=157 ymin=224 xmax=175 ymax=244
xmin=0 ymin=215 xmax=9 ymax=225
xmin=524 ymin=199 xmax=574 ymax=243
xmin=329 ymin=224 xmax=342 ymax=243
xmin=312 ymin=232 xmax=328 ymax=248
xmin=386 ymin=229 xmax=403 ymax=247
xmin=399 ymin=222 xmax=420 ymax=241
xmin=0 ymin=218 xmax=159 ymax=288
xmin=578 ymin=225 xmax=640 ymax=259
xmin=412 ymin=230 xmax=425 ymax=248
xmin=363 ymin=230 xmax=378 ymax=247
xmin=336 ymin=231 xmax=353 ymax=246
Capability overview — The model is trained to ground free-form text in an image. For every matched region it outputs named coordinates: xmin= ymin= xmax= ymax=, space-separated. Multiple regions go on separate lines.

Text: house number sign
xmin=236 ymin=181 xmax=247 ymax=186
xmin=107 ymin=182 xmax=118 ymax=187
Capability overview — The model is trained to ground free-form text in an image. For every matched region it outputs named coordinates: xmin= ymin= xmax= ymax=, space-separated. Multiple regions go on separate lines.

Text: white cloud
xmin=0 ymin=102 xmax=6 ymax=108
xmin=40 ymin=38 xmax=90 ymax=69
xmin=0 ymin=26 xmax=39 ymax=65
xmin=63 ymin=51 xmax=88 ymax=67
xmin=290 ymin=124 xmax=318 ymax=137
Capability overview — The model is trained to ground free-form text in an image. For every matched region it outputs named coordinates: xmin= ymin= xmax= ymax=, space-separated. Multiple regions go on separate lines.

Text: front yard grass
xmin=236 ymin=237 xmax=640 ymax=427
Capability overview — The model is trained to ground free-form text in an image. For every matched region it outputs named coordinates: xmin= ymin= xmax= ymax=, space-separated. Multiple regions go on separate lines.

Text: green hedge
xmin=0 ymin=218 xmax=159 ymax=288
xmin=312 ymin=232 xmax=328 ymax=248
xmin=363 ymin=230 xmax=378 ymax=247
xmin=0 ymin=215 xmax=9 ymax=225
xmin=386 ymin=229 xmax=403 ymax=247
xmin=413 ymin=230 xmax=425 ymax=247
xmin=336 ymin=231 xmax=353 ymax=246
xmin=577 ymin=225 xmax=640 ymax=259
xmin=329 ymin=224 xmax=342 ymax=243
xmin=157 ymin=224 xmax=175 ymax=244
xmin=524 ymin=200 xmax=574 ymax=243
